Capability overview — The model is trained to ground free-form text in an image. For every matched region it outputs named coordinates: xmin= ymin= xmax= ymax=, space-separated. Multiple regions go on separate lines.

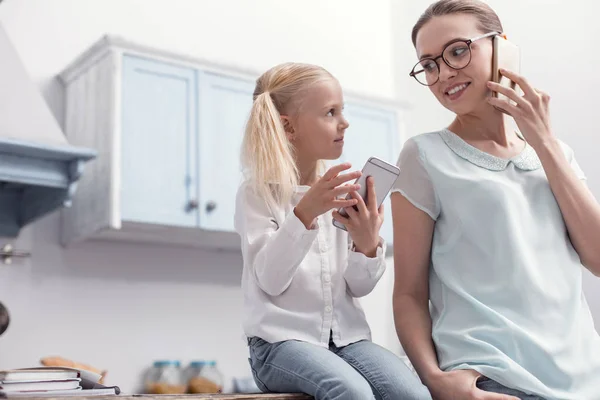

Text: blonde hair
xmin=412 ymin=0 xmax=503 ymax=46
xmin=241 ymin=62 xmax=334 ymax=207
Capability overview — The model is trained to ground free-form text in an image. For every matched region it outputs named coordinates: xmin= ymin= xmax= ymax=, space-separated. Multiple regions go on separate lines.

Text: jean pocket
xmin=250 ymin=364 xmax=270 ymax=393
xmin=249 ymin=337 xmax=271 ymax=362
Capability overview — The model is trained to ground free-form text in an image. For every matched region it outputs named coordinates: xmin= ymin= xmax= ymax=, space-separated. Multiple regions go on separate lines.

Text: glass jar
xmin=145 ymin=360 xmax=186 ymax=394
xmin=186 ymin=360 xmax=223 ymax=394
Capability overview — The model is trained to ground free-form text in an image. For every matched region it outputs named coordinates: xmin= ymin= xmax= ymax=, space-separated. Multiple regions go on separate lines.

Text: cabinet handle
xmin=206 ymin=201 xmax=217 ymax=213
xmin=186 ymin=199 xmax=199 ymax=212
xmin=1 ymin=244 xmax=31 ymax=265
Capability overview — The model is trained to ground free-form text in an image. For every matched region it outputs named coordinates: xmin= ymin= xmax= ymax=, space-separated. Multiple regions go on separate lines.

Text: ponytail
xmin=241 ymin=62 xmax=334 ymax=207
xmin=241 ymin=91 xmax=298 ymax=207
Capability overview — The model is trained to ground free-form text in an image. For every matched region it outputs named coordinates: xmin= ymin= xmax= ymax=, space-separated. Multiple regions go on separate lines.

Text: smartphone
xmin=332 ymin=157 xmax=400 ymax=231
xmin=492 ymin=35 xmax=521 ymax=104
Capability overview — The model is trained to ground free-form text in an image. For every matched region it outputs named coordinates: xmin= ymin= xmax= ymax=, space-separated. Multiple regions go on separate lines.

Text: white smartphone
xmin=332 ymin=157 xmax=400 ymax=231
xmin=492 ymin=35 xmax=521 ymax=104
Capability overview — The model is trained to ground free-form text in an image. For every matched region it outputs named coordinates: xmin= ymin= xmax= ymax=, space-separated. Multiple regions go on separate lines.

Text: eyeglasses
xmin=409 ymin=32 xmax=499 ymax=86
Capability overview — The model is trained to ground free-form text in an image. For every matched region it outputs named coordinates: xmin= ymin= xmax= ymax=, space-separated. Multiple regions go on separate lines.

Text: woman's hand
xmin=427 ymin=369 xmax=519 ymax=400
xmin=487 ymin=68 xmax=555 ymax=150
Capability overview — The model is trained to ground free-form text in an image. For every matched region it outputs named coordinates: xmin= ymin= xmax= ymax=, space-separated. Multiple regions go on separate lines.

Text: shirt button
xmin=323 ymin=275 xmax=331 ymax=283
xmin=325 ymin=306 xmax=332 ymax=313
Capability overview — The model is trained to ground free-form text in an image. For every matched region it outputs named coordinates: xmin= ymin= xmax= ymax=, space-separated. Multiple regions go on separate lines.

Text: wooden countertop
xmin=19 ymin=394 xmax=313 ymax=400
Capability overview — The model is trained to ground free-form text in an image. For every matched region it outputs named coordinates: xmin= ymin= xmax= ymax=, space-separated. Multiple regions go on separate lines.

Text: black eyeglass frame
xmin=409 ymin=31 xmax=500 ymax=86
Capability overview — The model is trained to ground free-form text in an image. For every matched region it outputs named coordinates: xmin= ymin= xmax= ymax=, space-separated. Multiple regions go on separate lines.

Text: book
xmin=0 ymin=368 xmax=79 ymax=383
xmin=0 ymin=367 xmax=120 ymax=397
xmin=1 ymin=388 xmax=118 ymax=397
xmin=0 ymin=379 xmax=81 ymax=392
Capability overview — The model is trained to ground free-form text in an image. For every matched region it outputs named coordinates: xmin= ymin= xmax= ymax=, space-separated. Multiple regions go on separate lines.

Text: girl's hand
xmin=332 ymin=176 xmax=383 ymax=257
xmin=294 ymin=163 xmax=361 ymax=229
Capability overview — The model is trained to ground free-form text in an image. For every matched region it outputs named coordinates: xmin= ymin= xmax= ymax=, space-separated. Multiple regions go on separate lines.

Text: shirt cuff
xmin=282 ymin=208 xmax=319 ymax=240
xmin=349 ymin=237 xmax=386 ymax=257
xmin=348 ymin=238 xmax=386 ymax=271
xmin=345 ymin=238 xmax=386 ymax=282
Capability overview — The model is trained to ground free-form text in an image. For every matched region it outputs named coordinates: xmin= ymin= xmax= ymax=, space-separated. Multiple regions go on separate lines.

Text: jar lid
xmin=153 ymin=360 xmax=181 ymax=367
xmin=189 ymin=361 xmax=207 ymax=368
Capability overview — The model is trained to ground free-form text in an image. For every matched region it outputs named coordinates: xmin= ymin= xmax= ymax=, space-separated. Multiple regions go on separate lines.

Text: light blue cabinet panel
xmin=339 ymin=103 xmax=400 ymax=245
xmin=121 ymin=56 xmax=198 ymax=227
xmin=197 ymin=72 xmax=254 ymax=232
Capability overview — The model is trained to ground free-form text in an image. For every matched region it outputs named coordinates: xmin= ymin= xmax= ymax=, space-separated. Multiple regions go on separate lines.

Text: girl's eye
xmin=327 ymin=109 xmax=335 ymax=117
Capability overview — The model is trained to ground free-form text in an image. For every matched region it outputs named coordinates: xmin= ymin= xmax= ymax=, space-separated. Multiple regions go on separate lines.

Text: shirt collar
xmin=439 ymin=128 xmax=542 ymax=171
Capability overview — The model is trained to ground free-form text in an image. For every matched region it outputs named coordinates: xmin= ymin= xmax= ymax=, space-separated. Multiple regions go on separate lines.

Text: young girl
xmin=234 ymin=63 xmax=431 ymax=400
xmin=392 ymin=1 xmax=600 ymax=399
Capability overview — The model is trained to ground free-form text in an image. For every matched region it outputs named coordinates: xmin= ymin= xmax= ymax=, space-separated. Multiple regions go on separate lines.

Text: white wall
xmin=0 ymin=0 xmax=400 ymax=393
xmin=0 ymin=0 xmax=396 ymax=122
xmin=392 ymin=0 xmax=600 ymax=326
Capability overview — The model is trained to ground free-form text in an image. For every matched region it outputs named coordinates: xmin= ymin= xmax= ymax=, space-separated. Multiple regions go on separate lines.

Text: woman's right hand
xmin=294 ymin=163 xmax=362 ymax=229
xmin=428 ymin=370 xmax=519 ymax=400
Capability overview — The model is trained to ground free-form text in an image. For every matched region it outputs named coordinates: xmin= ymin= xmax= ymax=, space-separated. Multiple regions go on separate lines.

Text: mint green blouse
xmin=392 ymin=129 xmax=600 ymax=399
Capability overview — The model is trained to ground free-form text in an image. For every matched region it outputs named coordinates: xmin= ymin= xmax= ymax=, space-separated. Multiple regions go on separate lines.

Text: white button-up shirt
xmin=234 ymin=181 xmax=387 ymax=348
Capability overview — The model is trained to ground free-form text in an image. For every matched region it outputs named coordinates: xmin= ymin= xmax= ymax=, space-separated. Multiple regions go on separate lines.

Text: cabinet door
xmin=197 ymin=72 xmax=254 ymax=232
xmin=339 ymin=103 xmax=401 ymax=244
xmin=121 ymin=55 xmax=198 ymax=227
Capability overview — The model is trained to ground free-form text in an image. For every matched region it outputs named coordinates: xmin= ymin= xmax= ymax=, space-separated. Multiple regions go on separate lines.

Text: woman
xmin=391 ymin=1 xmax=600 ymax=399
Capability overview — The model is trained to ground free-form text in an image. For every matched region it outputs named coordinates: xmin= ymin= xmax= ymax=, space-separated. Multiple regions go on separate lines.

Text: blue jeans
xmin=248 ymin=336 xmax=432 ymax=400
xmin=477 ymin=377 xmax=546 ymax=400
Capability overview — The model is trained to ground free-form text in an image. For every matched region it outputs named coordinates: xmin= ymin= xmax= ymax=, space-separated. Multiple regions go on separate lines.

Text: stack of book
xmin=0 ymin=367 xmax=119 ymax=397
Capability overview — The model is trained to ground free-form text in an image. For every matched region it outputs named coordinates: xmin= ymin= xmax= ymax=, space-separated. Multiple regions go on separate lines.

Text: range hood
xmin=0 ymin=23 xmax=96 ymax=237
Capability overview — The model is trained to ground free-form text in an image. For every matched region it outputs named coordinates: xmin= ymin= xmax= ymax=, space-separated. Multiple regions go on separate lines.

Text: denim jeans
xmin=477 ymin=377 xmax=546 ymax=400
xmin=248 ymin=336 xmax=432 ymax=400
